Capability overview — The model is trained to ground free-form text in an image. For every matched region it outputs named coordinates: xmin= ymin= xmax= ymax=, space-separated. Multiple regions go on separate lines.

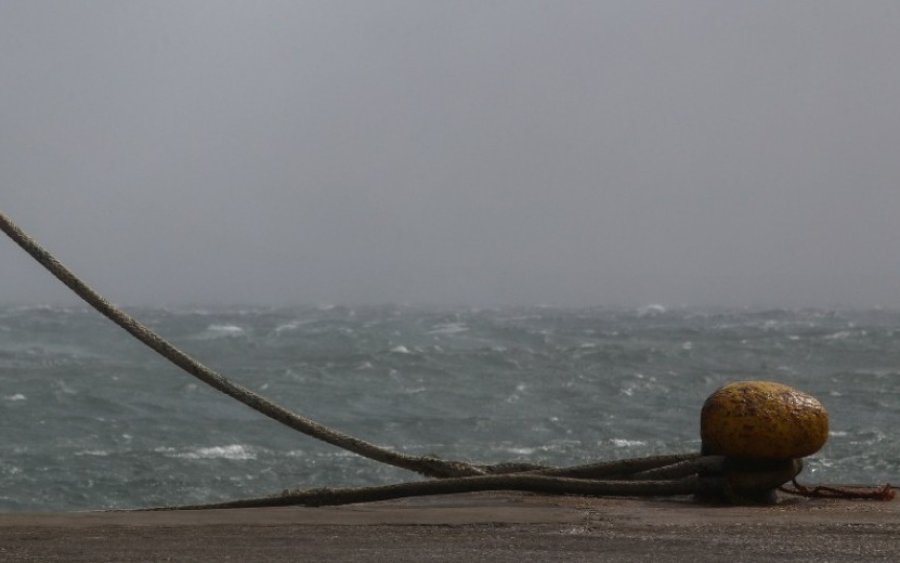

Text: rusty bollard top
xmin=701 ymin=380 xmax=829 ymax=460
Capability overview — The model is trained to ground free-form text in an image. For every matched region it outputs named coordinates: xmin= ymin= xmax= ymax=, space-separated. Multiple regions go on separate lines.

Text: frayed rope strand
xmin=779 ymin=479 xmax=895 ymax=501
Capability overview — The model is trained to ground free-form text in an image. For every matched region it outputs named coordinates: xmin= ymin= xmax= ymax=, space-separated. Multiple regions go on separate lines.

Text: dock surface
xmin=0 ymin=492 xmax=897 ymax=561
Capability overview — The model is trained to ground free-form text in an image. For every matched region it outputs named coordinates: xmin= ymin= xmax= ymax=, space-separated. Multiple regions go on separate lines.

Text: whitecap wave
xmin=274 ymin=321 xmax=301 ymax=333
xmin=155 ymin=444 xmax=257 ymax=461
xmin=274 ymin=319 xmax=315 ymax=334
xmin=174 ymin=444 xmax=257 ymax=461
xmin=824 ymin=331 xmax=852 ymax=340
xmin=637 ymin=304 xmax=666 ymax=317
xmin=610 ymin=439 xmax=647 ymax=448
xmin=202 ymin=324 xmax=246 ymax=338
xmin=428 ymin=322 xmax=469 ymax=335
xmin=75 ymin=450 xmax=109 ymax=457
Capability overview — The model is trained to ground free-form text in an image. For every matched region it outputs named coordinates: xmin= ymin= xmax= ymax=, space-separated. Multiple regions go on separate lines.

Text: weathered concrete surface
xmin=0 ymin=492 xmax=897 ymax=562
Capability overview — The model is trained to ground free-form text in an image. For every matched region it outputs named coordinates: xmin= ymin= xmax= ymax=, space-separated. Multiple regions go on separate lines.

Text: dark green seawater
xmin=1 ymin=305 xmax=898 ymax=511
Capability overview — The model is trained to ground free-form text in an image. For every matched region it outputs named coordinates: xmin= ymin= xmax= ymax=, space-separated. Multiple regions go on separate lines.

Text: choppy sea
xmin=0 ymin=304 xmax=897 ymax=511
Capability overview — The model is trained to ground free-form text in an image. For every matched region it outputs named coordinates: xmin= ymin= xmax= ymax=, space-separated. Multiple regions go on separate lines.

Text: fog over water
xmin=3 ymin=1 xmax=899 ymax=308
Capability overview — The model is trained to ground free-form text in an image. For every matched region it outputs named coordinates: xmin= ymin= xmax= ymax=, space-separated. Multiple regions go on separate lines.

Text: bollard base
xmin=695 ymin=457 xmax=803 ymax=505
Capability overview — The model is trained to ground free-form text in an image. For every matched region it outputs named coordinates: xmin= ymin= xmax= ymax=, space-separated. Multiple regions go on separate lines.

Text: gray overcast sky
xmin=2 ymin=1 xmax=899 ymax=307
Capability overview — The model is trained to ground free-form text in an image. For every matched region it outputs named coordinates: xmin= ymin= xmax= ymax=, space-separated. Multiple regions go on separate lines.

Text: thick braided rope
xmin=132 ymin=471 xmax=714 ymax=511
xmin=0 ymin=208 xmax=483 ymax=479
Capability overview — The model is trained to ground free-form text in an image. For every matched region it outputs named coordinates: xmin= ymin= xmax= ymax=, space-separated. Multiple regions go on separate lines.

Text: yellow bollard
xmin=701 ymin=380 xmax=829 ymax=460
xmin=698 ymin=381 xmax=828 ymax=503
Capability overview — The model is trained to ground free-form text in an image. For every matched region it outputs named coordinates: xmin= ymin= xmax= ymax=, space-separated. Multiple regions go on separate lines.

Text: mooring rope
xmin=130 ymin=454 xmax=813 ymax=511
xmin=135 ymin=473 xmax=715 ymax=511
xmin=2 ymin=207 xmax=893 ymax=510
xmin=0 ymin=208 xmax=483 ymax=479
